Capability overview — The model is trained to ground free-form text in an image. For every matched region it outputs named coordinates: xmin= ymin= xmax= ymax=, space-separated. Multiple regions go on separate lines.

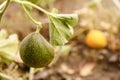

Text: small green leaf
xmin=51 ymin=8 xmax=58 ymax=14
xmin=0 ymin=0 xmax=10 ymax=22
xmin=26 ymin=0 xmax=41 ymax=4
xmin=49 ymin=14 xmax=78 ymax=46
xmin=54 ymin=14 xmax=78 ymax=26
xmin=39 ymin=0 xmax=55 ymax=7
xmin=87 ymin=0 xmax=102 ymax=8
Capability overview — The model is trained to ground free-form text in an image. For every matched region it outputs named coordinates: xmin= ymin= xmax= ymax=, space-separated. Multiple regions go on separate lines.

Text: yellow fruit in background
xmin=85 ymin=29 xmax=107 ymax=49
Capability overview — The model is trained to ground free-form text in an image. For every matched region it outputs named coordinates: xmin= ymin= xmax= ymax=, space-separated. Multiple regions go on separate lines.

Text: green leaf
xmin=51 ymin=8 xmax=58 ymax=14
xmin=49 ymin=14 xmax=78 ymax=46
xmin=40 ymin=0 xmax=55 ymax=7
xmin=54 ymin=14 xmax=78 ymax=26
xmin=26 ymin=0 xmax=41 ymax=4
xmin=87 ymin=0 xmax=102 ymax=8
xmin=0 ymin=0 xmax=10 ymax=22
xmin=0 ymin=29 xmax=19 ymax=65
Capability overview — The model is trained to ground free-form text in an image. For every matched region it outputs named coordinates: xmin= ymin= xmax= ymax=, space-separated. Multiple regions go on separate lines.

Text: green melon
xmin=20 ymin=32 xmax=54 ymax=68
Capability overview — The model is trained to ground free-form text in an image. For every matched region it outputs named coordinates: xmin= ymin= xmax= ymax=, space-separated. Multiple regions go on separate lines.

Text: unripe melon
xmin=20 ymin=32 xmax=54 ymax=68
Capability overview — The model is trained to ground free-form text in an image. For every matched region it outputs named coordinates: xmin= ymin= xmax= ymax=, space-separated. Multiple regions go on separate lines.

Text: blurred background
xmin=1 ymin=0 xmax=120 ymax=80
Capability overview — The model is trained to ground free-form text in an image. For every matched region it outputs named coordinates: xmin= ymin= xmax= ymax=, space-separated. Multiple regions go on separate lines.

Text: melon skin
xmin=20 ymin=32 xmax=54 ymax=68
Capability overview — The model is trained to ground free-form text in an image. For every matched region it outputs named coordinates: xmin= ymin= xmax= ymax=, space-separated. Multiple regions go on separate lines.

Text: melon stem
xmin=36 ymin=25 xmax=42 ymax=33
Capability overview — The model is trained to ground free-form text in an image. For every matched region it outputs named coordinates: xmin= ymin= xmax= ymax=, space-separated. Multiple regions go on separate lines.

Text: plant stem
xmin=36 ymin=25 xmax=42 ymax=33
xmin=0 ymin=72 xmax=15 ymax=80
xmin=12 ymin=0 xmax=50 ymax=15
xmin=0 ymin=0 xmax=10 ymax=21
xmin=22 ymin=4 xmax=42 ymax=26
xmin=29 ymin=68 xmax=35 ymax=80
xmin=0 ymin=1 xmax=7 ymax=10
xmin=0 ymin=0 xmax=10 ymax=13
